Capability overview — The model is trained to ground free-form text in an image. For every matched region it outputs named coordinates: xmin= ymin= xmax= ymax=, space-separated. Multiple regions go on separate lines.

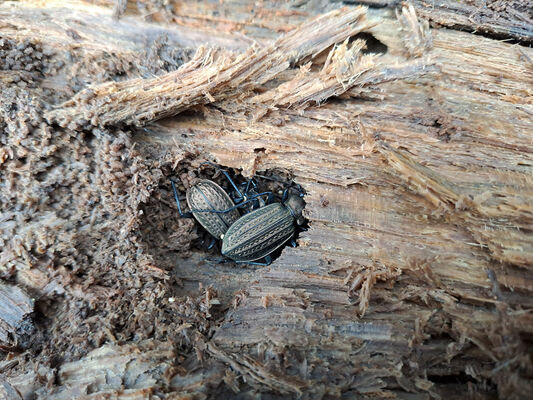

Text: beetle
xmin=171 ymin=164 xmax=305 ymax=265
xmin=221 ymin=189 xmax=306 ymax=266
xmin=170 ymin=164 xmax=272 ymax=241
xmin=181 ymin=179 xmax=241 ymax=239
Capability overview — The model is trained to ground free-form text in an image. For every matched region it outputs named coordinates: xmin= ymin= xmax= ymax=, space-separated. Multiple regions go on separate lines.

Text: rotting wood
xmin=4 ymin=340 xmax=226 ymax=399
xmin=395 ymin=2 xmax=432 ymax=58
xmin=46 ymin=7 xmax=376 ymax=128
xmin=248 ymin=40 xmax=435 ymax=111
xmin=206 ymin=341 xmax=307 ymax=395
xmin=114 ymin=0 xmax=533 ymax=44
xmin=1 ymin=0 xmax=533 ymax=399
xmin=131 ymin=4 xmax=532 ymax=396
xmin=0 ymin=283 xmax=34 ymax=347
xmin=410 ymin=0 xmax=533 ymax=44
xmin=351 ymin=0 xmax=533 ymax=44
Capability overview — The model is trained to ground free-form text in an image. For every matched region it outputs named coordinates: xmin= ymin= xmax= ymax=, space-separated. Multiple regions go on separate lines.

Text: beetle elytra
xmin=221 ymin=193 xmax=305 ymax=265
xmin=186 ymin=179 xmax=240 ymax=239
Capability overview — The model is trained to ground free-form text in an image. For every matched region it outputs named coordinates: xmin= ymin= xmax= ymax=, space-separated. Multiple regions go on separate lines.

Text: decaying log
xmin=0 ymin=283 xmax=34 ymax=347
xmin=110 ymin=0 xmax=533 ymax=44
xmin=46 ymin=7 xmax=377 ymax=127
xmin=4 ymin=340 xmax=225 ymax=399
xmin=351 ymin=0 xmax=533 ymax=44
xmin=133 ymin=3 xmax=533 ymax=397
xmin=1 ymin=0 xmax=532 ymax=399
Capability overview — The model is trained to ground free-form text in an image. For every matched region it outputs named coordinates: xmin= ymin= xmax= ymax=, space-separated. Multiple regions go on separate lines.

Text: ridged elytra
xmin=186 ymin=180 xmax=240 ymax=239
xmin=221 ymin=194 xmax=305 ymax=263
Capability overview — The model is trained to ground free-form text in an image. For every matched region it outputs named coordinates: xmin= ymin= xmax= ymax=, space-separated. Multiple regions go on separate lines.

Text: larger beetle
xmin=221 ymin=191 xmax=306 ymax=265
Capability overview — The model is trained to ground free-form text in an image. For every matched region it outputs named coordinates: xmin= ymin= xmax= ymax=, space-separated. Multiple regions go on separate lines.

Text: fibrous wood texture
xmin=46 ymin=7 xmax=376 ymax=127
xmin=1 ymin=0 xmax=532 ymax=399
xmin=353 ymin=0 xmax=533 ymax=44
xmin=0 ymin=284 xmax=33 ymax=347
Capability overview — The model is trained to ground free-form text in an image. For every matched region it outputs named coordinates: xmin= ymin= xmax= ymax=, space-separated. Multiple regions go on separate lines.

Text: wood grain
xmin=1 ymin=0 xmax=532 ymax=398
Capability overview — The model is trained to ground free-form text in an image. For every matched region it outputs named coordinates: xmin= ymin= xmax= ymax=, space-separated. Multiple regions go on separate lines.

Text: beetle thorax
xmin=284 ymin=194 xmax=305 ymax=225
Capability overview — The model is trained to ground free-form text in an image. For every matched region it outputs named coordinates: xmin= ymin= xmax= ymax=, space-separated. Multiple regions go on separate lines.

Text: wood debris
xmin=0 ymin=283 xmax=34 ymax=347
xmin=396 ymin=2 xmax=432 ymax=58
xmin=1 ymin=0 xmax=532 ymax=399
xmin=46 ymin=7 xmax=376 ymax=128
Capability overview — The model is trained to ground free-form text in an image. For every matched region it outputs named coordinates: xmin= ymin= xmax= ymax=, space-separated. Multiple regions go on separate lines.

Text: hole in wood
xmin=138 ymin=158 xmax=307 ymax=268
xmin=350 ymin=32 xmax=388 ymax=55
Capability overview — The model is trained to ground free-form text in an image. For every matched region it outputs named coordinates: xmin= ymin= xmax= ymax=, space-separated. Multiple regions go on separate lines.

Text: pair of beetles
xmin=171 ymin=164 xmax=306 ymax=266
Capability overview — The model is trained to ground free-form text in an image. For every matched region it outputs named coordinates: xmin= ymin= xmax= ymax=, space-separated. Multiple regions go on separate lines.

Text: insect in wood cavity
xmin=171 ymin=163 xmax=306 ymax=265
xmin=185 ymin=179 xmax=240 ymax=239
xmin=221 ymin=188 xmax=306 ymax=266
xmin=171 ymin=163 xmax=273 ymax=245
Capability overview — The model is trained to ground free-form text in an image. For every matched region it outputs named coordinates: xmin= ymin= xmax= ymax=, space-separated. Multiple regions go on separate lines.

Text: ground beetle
xmin=184 ymin=179 xmax=240 ymax=239
xmin=171 ymin=164 xmax=305 ymax=266
xmin=171 ymin=164 xmax=272 ymax=241
xmin=221 ymin=190 xmax=306 ymax=265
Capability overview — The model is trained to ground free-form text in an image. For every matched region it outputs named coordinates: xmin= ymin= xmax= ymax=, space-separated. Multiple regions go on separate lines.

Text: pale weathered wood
xmin=1 ymin=0 xmax=532 ymax=399
xmin=45 ymin=6 xmax=376 ymax=128
xmin=0 ymin=283 xmax=34 ymax=347
xmin=4 ymin=340 xmax=226 ymax=399
xmin=350 ymin=0 xmax=533 ymax=44
xmin=112 ymin=0 xmax=533 ymax=44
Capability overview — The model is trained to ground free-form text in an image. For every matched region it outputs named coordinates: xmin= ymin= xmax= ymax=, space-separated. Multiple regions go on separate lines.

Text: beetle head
xmin=284 ymin=194 xmax=306 ymax=225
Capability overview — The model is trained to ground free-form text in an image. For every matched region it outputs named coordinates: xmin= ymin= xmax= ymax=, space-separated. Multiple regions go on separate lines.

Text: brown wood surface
xmin=0 ymin=284 xmax=33 ymax=347
xmin=1 ymin=1 xmax=532 ymax=399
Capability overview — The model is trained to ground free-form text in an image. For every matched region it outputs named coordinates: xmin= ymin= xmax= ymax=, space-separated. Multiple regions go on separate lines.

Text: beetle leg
xmin=171 ymin=180 xmax=193 ymax=218
xmin=205 ymin=256 xmax=228 ymax=264
xmin=243 ymin=178 xmax=258 ymax=198
xmin=281 ymin=188 xmax=289 ymax=203
xmin=207 ymin=237 xmax=217 ymax=250
xmin=200 ymin=161 xmax=244 ymax=200
xmin=237 ymin=255 xmax=272 ymax=266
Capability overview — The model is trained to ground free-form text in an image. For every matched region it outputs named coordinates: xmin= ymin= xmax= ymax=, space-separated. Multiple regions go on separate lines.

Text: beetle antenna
xmin=170 ymin=180 xmax=193 ymax=218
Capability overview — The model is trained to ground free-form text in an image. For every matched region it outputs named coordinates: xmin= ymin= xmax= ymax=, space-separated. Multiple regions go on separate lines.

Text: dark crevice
xmin=138 ymin=158 xmax=308 ymax=270
xmin=342 ymin=0 xmax=395 ymax=9
xmin=427 ymin=372 xmax=479 ymax=385
xmin=350 ymin=32 xmax=388 ymax=54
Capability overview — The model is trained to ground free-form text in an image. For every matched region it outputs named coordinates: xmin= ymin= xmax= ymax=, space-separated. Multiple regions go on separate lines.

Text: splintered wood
xmin=2 ymin=0 xmax=533 ymax=399
xmin=0 ymin=283 xmax=34 ymax=346
xmin=46 ymin=7 xmax=377 ymax=128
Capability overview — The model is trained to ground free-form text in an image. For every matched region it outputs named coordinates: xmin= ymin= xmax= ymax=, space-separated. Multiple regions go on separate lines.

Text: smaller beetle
xmin=171 ymin=164 xmax=272 ymax=244
xmin=185 ymin=179 xmax=240 ymax=239
xmin=221 ymin=190 xmax=306 ymax=265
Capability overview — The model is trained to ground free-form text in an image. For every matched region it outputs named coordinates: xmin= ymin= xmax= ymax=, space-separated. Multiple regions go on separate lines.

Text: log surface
xmin=0 ymin=284 xmax=34 ymax=346
xmin=0 ymin=1 xmax=532 ymax=399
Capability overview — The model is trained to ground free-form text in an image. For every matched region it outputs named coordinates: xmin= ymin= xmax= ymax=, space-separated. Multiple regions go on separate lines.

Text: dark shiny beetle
xmin=221 ymin=192 xmax=305 ymax=265
xmin=171 ymin=164 xmax=304 ymax=266
xmin=171 ymin=164 xmax=272 ymax=240
xmin=186 ymin=180 xmax=240 ymax=239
